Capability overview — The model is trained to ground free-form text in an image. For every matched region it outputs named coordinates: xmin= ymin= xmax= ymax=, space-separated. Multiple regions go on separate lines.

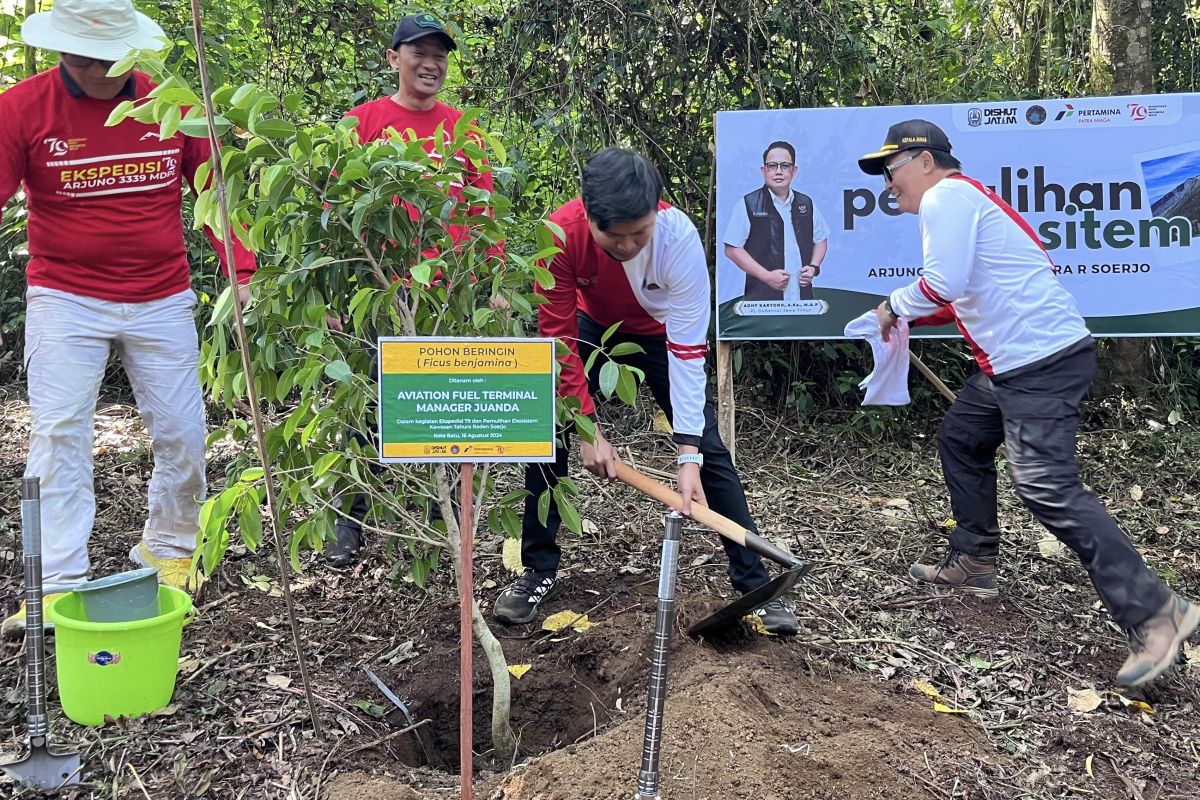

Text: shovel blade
xmin=688 ymin=563 xmax=810 ymax=638
xmin=1 ymin=747 xmax=82 ymax=790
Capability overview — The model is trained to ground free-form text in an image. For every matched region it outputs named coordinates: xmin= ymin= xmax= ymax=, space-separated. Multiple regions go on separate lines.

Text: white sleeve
xmin=721 ymin=200 xmax=751 ymax=247
xmin=661 ymin=214 xmax=710 ymax=444
xmin=812 ymin=203 xmax=830 ymax=243
xmin=889 ymin=187 xmax=979 ymax=319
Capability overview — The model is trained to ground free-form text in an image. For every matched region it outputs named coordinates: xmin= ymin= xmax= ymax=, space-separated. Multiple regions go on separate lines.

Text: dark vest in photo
xmin=742 ymin=185 xmax=815 ymax=301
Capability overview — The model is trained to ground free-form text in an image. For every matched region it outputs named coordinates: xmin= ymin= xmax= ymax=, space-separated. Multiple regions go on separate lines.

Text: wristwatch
xmin=883 ymin=298 xmax=900 ymax=319
xmin=677 ymin=453 xmax=704 ymax=467
xmin=805 ymin=264 xmax=821 ymax=277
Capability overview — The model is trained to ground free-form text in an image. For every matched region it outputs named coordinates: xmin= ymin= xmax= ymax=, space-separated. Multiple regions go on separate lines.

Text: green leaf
xmin=573 ymin=413 xmax=596 ymax=444
xmin=537 ymin=488 xmax=552 ymax=527
xmin=324 ymin=359 xmax=353 ymax=383
xmin=600 ymin=320 xmax=622 ymax=344
xmin=239 ymin=467 xmax=265 ymax=483
xmin=341 ymin=158 xmax=368 ymax=181
xmin=531 ymin=264 xmax=554 ymax=289
xmin=104 ymin=99 xmax=136 ymax=127
xmin=179 ymin=117 xmax=231 ymax=138
xmin=555 ymin=489 xmax=582 ymax=534
xmin=616 ymin=368 xmax=638 ymax=406
xmin=608 ymin=342 xmax=643 ymax=358
xmin=207 ymin=285 xmax=234 ymax=328
xmin=252 ymin=119 xmax=296 ymax=140
xmin=312 ymin=451 xmax=342 ymax=478
xmin=238 ymin=501 xmax=263 ymax=552
xmin=159 ymin=103 xmax=182 ymax=139
xmin=410 ymin=262 xmax=433 ymax=286
xmin=599 ymin=360 xmax=619 ymax=398
xmin=229 ymin=83 xmax=258 ymax=109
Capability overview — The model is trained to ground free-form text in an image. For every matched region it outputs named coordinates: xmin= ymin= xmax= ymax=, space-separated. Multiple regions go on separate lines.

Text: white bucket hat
xmin=21 ymin=0 xmax=164 ymax=61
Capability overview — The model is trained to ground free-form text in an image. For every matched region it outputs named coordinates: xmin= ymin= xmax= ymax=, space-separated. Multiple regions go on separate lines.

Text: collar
xmin=768 ymin=188 xmax=794 ymax=206
xmin=59 ymin=64 xmax=138 ymax=100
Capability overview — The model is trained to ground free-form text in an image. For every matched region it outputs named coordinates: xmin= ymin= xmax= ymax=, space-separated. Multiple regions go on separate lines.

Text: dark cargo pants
xmin=939 ymin=337 xmax=1170 ymax=629
xmin=521 ymin=313 xmax=771 ymax=593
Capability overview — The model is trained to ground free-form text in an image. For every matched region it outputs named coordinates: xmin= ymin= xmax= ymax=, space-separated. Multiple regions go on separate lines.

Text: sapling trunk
xmin=437 ymin=465 xmax=516 ymax=760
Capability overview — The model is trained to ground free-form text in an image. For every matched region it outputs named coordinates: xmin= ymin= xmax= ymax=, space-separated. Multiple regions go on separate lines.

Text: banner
xmin=377 ymin=337 xmax=556 ymax=463
xmin=715 ymin=94 xmax=1200 ymax=340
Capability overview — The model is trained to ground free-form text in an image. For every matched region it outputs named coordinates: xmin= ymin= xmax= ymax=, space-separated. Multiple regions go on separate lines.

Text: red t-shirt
xmin=0 ymin=68 xmax=255 ymax=303
xmin=344 ymin=96 xmax=498 ymax=262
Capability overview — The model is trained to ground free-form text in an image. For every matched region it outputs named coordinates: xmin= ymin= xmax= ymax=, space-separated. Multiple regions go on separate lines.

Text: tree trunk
xmin=1089 ymin=0 xmax=1155 ymax=388
xmin=438 ymin=466 xmax=517 ymax=761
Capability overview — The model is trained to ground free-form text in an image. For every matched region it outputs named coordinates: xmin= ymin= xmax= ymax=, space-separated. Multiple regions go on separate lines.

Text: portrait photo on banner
xmin=714 ymin=95 xmax=1200 ymax=341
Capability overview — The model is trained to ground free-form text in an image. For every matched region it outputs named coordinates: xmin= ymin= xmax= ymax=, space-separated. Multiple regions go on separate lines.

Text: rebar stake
xmin=634 ymin=511 xmax=683 ymax=800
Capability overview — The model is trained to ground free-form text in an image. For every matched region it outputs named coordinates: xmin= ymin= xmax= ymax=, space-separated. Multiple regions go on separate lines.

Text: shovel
xmin=1 ymin=478 xmax=82 ymax=791
xmin=614 ymin=463 xmax=810 ymax=636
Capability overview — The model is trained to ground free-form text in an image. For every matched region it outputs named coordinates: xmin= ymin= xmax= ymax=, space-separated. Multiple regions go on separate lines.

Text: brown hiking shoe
xmin=1116 ymin=594 xmax=1200 ymax=687
xmin=909 ymin=548 xmax=998 ymax=599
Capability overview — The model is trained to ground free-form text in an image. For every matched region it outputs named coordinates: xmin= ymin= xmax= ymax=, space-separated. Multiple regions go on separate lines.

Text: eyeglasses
xmin=763 ymin=162 xmax=795 ymax=173
xmin=882 ymin=153 xmax=921 ymax=182
xmin=60 ymin=53 xmax=115 ymax=69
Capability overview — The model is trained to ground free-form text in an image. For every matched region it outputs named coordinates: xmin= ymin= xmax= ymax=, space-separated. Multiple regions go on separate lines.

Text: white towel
xmin=843 ymin=311 xmax=911 ymax=405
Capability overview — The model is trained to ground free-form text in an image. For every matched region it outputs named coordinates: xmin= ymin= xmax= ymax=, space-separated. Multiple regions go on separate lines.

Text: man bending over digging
xmin=492 ymin=148 xmax=801 ymax=635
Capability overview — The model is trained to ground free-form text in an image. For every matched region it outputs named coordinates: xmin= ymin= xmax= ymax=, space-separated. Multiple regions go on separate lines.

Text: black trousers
xmin=521 ymin=313 xmax=770 ymax=593
xmin=940 ymin=337 xmax=1170 ymax=629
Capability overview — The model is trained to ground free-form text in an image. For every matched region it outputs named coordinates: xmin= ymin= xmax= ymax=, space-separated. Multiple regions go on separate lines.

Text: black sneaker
xmin=753 ymin=598 xmax=799 ymax=636
xmin=324 ymin=520 xmax=364 ymax=568
xmin=494 ymin=569 xmax=560 ymax=625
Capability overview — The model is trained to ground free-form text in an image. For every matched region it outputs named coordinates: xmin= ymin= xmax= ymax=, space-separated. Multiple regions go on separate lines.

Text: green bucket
xmin=46 ymin=585 xmax=192 ymax=726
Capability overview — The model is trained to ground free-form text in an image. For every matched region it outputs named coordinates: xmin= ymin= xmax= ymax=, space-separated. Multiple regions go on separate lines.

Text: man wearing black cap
xmin=858 ymin=119 xmax=1198 ymax=688
xmin=325 ymin=12 xmax=496 ymax=566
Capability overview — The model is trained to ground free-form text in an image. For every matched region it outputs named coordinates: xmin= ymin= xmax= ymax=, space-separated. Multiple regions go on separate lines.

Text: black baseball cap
xmin=390 ymin=12 xmax=456 ymax=51
xmin=858 ymin=120 xmax=952 ymax=175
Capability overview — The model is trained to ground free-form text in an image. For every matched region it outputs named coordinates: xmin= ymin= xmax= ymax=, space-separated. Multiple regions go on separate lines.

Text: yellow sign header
xmin=381 ymin=340 xmax=552 ymax=375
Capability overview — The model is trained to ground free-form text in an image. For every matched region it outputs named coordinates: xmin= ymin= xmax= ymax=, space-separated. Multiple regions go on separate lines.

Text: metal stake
xmin=635 ymin=511 xmax=683 ymax=800
xmin=0 ymin=478 xmax=82 ymax=789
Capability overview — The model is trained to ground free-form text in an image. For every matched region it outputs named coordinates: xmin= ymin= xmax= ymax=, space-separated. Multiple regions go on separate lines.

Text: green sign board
xmin=377 ymin=337 xmax=557 ymax=463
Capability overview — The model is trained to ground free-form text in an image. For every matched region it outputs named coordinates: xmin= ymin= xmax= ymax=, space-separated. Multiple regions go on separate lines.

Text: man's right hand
xmin=579 ymin=426 xmax=619 ymax=480
xmin=763 ymin=270 xmax=790 ymax=292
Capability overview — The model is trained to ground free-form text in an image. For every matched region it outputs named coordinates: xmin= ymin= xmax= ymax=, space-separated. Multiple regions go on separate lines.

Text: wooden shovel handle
xmin=614 ymin=461 xmax=801 ymax=568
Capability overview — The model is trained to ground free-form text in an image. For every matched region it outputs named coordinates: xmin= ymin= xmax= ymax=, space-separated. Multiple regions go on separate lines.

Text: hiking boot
xmin=1116 ymin=594 xmax=1200 ymax=687
xmin=1 ymin=593 xmax=67 ymax=640
xmin=493 ymin=569 xmax=560 ymax=625
xmin=131 ymin=542 xmax=203 ymax=592
xmin=753 ymin=597 xmax=800 ymax=636
xmin=909 ymin=548 xmax=998 ymax=599
xmin=324 ymin=520 xmax=364 ymax=568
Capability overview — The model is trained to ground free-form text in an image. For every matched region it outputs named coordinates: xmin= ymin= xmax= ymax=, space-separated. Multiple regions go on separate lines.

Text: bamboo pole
xmin=186 ymin=0 xmax=323 ymax=739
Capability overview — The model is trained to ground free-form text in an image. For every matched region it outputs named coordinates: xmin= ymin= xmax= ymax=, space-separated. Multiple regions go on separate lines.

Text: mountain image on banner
xmin=1151 ymin=175 xmax=1200 ymax=232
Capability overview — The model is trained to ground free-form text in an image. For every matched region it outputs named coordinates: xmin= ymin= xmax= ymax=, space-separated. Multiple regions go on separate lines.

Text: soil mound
xmin=485 ymin=645 xmax=996 ymax=800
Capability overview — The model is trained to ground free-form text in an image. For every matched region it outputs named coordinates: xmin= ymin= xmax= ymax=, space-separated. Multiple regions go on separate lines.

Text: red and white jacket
xmin=538 ymin=199 xmax=709 ymax=444
xmin=891 ymin=175 xmax=1089 ymax=375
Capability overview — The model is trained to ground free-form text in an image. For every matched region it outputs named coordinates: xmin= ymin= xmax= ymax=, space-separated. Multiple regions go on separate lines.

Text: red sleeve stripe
xmin=918 ymin=276 xmax=951 ymax=306
xmin=950 ymin=175 xmax=1054 ymax=266
xmin=667 ymin=342 xmax=708 ymax=360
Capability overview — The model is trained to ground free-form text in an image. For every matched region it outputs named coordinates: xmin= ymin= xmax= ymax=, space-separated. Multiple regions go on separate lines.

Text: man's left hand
xmin=874 ymin=299 xmax=900 ymax=342
xmin=676 ymin=461 xmax=707 ymax=516
xmin=798 ymin=265 xmax=818 ymax=287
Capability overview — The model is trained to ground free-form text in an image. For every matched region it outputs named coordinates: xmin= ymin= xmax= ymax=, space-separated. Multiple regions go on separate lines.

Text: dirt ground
xmin=1 ymin=383 xmax=1199 ymax=799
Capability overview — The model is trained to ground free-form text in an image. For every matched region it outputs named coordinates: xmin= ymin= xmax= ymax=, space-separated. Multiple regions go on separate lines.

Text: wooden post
xmin=716 ymin=341 xmax=736 ymax=464
xmin=707 ymin=125 xmax=738 ymax=463
xmin=458 ymin=463 xmax=475 ymax=800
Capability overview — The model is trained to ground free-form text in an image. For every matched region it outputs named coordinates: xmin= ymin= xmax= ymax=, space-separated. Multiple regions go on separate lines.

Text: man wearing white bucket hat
xmin=0 ymin=0 xmax=255 ymax=637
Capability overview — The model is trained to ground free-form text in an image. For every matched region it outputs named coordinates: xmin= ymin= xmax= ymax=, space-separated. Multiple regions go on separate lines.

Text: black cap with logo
xmin=390 ymin=12 xmax=456 ymax=51
xmin=858 ymin=120 xmax=952 ymax=175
